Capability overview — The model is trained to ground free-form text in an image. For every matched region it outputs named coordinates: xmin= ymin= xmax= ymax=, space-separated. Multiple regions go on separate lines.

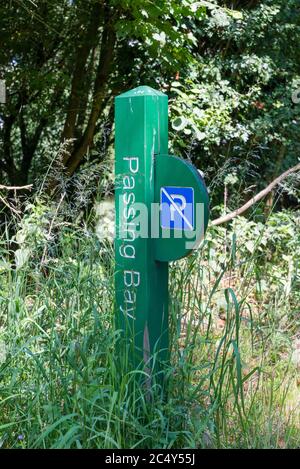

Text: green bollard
xmin=114 ymin=86 xmax=209 ymax=388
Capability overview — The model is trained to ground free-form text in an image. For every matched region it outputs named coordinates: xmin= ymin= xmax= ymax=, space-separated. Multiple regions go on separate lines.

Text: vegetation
xmin=0 ymin=0 xmax=299 ymax=449
xmin=0 ymin=193 xmax=299 ymax=448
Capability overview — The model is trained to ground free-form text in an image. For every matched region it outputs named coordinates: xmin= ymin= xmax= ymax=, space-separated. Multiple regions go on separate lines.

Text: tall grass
xmin=0 ymin=195 xmax=299 ymax=448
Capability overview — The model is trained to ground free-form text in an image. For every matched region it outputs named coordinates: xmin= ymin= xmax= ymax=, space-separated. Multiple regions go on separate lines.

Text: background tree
xmin=0 ymin=0 xmax=205 ymax=186
xmin=169 ymin=0 xmax=300 ymax=214
xmin=1 ymin=0 xmax=299 ymax=215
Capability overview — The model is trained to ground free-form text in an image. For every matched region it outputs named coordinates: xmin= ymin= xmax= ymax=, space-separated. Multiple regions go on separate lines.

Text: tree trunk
xmin=65 ymin=7 xmax=116 ymax=175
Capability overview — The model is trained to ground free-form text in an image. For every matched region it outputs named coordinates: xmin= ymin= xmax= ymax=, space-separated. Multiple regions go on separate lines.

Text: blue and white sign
xmin=160 ymin=186 xmax=194 ymax=231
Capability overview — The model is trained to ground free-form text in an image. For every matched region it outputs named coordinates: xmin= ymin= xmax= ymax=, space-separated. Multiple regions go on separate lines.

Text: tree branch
xmin=62 ymin=2 xmax=103 ymax=150
xmin=19 ymin=106 xmax=29 ymax=161
xmin=1 ymin=114 xmax=18 ymax=183
xmin=65 ymin=7 xmax=116 ymax=175
xmin=212 ymin=162 xmax=300 ymax=226
xmin=0 ymin=194 xmax=21 ymax=215
xmin=17 ymin=83 xmax=65 ymax=185
xmin=0 ymin=184 xmax=32 ymax=190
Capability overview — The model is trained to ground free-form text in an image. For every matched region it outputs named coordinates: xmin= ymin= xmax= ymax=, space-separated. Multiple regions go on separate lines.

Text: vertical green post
xmin=115 ymin=86 xmax=169 ymax=381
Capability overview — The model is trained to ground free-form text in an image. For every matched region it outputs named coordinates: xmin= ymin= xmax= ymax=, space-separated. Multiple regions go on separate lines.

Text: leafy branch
xmin=212 ymin=162 xmax=300 ymax=226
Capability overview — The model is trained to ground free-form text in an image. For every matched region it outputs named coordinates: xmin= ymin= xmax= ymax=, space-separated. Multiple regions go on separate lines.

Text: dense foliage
xmin=1 ymin=1 xmax=299 ymax=212
xmin=0 ymin=0 xmax=206 ymax=184
xmin=170 ymin=0 xmax=300 ymax=212
xmin=0 ymin=0 xmax=300 ymax=450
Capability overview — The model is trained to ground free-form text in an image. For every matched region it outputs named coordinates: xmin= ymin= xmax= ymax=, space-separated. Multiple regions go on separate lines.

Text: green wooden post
xmin=115 ymin=86 xmax=169 ymax=379
xmin=115 ymin=86 xmax=209 ymax=386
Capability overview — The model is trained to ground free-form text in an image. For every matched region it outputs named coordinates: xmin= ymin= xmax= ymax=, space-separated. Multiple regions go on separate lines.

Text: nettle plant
xmin=13 ymin=200 xmax=52 ymax=269
xmin=205 ymin=210 xmax=300 ymax=301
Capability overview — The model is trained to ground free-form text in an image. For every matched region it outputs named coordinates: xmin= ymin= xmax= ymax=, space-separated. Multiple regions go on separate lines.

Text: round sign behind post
xmin=154 ymin=154 xmax=210 ymax=262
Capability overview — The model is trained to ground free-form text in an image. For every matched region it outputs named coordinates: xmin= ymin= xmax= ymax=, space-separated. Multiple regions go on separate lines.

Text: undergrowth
xmin=0 ymin=195 xmax=299 ymax=448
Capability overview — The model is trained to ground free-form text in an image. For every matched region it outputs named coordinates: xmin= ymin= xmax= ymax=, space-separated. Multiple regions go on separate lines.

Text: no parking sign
xmin=161 ymin=186 xmax=194 ymax=231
